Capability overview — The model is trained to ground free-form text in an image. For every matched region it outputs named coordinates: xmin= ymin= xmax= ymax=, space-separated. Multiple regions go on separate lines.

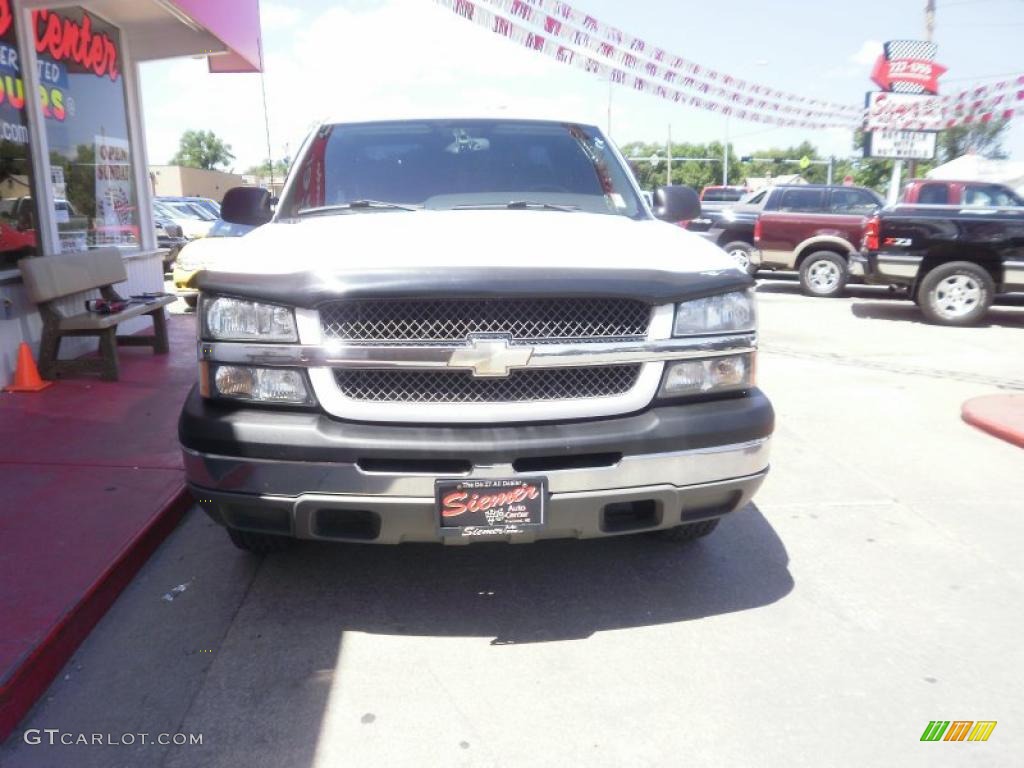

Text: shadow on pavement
xmin=850 ymin=301 xmax=1024 ymax=328
xmin=754 ymin=278 xmax=898 ymax=300
xmin=255 ymin=503 xmax=792 ymax=645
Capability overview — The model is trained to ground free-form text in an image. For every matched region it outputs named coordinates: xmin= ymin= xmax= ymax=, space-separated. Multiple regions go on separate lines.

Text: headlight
xmin=212 ymin=365 xmax=312 ymax=404
xmin=203 ymin=297 xmax=297 ymax=342
xmin=673 ymin=290 xmax=755 ymax=336
xmin=658 ymin=354 xmax=753 ymax=398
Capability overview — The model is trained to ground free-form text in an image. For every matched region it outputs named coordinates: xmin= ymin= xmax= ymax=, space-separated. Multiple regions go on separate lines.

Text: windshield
xmin=209 ymin=219 xmax=255 ymax=237
xmin=166 ymin=202 xmax=214 ymax=220
xmin=189 ymin=199 xmax=221 ymax=218
xmin=279 ymin=120 xmax=644 ymax=219
xmin=964 ymin=184 xmax=1024 ymax=208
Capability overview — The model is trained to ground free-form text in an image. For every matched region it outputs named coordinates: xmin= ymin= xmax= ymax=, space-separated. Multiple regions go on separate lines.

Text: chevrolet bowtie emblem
xmin=447 ymin=335 xmax=533 ymax=377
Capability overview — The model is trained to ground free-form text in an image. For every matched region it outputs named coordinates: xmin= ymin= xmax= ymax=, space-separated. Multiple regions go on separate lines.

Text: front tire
xmin=916 ymin=261 xmax=994 ymax=326
xmin=799 ymin=251 xmax=848 ymax=298
xmin=650 ymin=518 xmax=720 ymax=543
xmin=227 ymin=528 xmax=292 ymax=554
xmin=722 ymin=241 xmax=758 ymax=276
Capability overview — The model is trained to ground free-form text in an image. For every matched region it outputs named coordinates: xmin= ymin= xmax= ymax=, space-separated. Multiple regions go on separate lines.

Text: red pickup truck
xmin=899 ymin=178 xmax=1024 ymax=207
xmin=753 ymin=185 xmax=883 ymax=297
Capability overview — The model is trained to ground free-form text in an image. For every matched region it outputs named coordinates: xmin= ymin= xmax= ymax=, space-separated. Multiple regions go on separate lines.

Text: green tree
xmin=243 ymin=158 xmax=290 ymax=178
xmin=936 ymin=118 xmax=1010 ymax=163
xmin=619 ymin=140 xmax=737 ymax=191
xmin=170 ymin=129 xmax=235 ymax=170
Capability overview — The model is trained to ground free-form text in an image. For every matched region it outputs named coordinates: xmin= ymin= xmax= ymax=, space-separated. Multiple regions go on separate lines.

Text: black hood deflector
xmin=196 ymin=267 xmax=754 ymax=307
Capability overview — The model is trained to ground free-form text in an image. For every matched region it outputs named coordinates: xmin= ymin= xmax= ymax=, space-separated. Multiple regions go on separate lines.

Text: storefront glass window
xmin=0 ymin=3 xmax=40 ymax=268
xmin=36 ymin=6 xmax=138 ymax=253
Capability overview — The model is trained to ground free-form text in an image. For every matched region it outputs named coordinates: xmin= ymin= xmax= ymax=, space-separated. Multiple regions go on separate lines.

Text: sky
xmin=139 ymin=0 xmax=1024 ymax=173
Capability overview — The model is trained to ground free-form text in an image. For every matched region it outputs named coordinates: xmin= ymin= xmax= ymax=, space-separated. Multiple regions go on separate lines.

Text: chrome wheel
xmin=932 ymin=274 xmax=982 ymax=319
xmin=728 ymin=247 xmax=750 ymax=271
xmin=807 ymin=259 xmax=841 ymax=293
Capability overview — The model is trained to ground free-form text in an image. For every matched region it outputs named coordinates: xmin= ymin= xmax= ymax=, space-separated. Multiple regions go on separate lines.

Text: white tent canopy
xmin=927 ymin=154 xmax=1024 ymax=193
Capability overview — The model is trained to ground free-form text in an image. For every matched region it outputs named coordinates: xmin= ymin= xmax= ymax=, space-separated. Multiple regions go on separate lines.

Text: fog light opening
xmin=601 ymin=500 xmax=661 ymax=533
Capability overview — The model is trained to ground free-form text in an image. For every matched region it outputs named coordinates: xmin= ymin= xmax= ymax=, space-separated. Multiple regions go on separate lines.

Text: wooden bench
xmin=19 ymin=249 xmax=176 ymax=381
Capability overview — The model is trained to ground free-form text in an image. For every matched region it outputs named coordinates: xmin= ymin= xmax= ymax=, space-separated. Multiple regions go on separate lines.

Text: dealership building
xmin=0 ymin=0 xmax=262 ymax=386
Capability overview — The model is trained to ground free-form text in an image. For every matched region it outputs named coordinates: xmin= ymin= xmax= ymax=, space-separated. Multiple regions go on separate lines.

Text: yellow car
xmin=172 ymin=226 xmax=252 ymax=306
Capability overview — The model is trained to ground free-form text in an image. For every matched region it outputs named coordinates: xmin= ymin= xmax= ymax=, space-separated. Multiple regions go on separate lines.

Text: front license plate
xmin=436 ymin=477 xmax=546 ymax=537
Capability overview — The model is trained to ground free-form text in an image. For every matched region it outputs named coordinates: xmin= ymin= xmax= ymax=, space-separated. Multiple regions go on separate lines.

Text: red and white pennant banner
xmin=513 ymin=0 xmax=863 ymax=116
xmin=875 ymin=85 xmax=1024 ymax=130
xmin=942 ymin=76 xmax=1024 ymax=107
xmin=480 ymin=0 xmax=858 ymax=124
xmin=437 ymin=0 xmax=1022 ymax=131
xmin=436 ymin=0 xmax=844 ymax=130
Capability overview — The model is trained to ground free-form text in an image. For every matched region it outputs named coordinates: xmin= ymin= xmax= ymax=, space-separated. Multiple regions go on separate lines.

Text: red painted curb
xmin=962 ymin=395 xmax=1024 ymax=450
xmin=0 ymin=485 xmax=193 ymax=742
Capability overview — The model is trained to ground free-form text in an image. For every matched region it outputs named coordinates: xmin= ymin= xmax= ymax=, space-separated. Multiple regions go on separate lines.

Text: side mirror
xmin=221 ymin=187 xmax=273 ymax=227
xmin=652 ymin=185 xmax=701 ymax=223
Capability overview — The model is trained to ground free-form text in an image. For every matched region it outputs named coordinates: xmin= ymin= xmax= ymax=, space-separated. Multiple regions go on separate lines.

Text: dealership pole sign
xmin=865 ymin=40 xmax=943 ymax=160
xmin=871 ymin=40 xmax=945 ymax=95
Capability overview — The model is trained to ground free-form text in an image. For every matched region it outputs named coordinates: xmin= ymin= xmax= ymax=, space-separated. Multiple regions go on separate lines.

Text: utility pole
xmin=666 ymin=124 xmax=673 ymax=186
xmin=607 ymin=77 xmax=613 ymax=137
xmin=908 ymin=0 xmax=936 ymax=180
xmin=723 ymin=116 xmax=730 ymax=186
xmin=260 ymin=70 xmax=275 ymax=192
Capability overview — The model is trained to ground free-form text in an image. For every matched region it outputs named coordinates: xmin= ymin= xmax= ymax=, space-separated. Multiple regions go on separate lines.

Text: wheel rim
xmin=807 ymin=260 xmax=840 ymax=293
xmin=932 ymin=274 xmax=982 ymax=319
xmin=728 ymin=248 xmax=750 ymax=270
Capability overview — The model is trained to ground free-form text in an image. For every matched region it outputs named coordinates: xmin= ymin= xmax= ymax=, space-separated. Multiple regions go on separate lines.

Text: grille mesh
xmin=333 ymin=365 xmax=642 ymax=403
xmin=320 ymin=298 xmax=650 ymax=344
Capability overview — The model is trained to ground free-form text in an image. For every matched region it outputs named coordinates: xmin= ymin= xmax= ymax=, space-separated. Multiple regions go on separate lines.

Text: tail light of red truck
xmin=863 ymin=215 xmax=880 ymax=251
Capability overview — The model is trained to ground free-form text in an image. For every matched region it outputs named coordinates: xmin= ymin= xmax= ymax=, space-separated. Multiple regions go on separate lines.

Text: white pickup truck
xmin=177 ymin=118 xmax=773 ymax=552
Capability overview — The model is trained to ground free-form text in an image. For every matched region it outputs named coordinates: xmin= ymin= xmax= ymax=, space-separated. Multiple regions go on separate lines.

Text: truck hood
xmin=213 ymin=210 xmax=738 ymax=276
xmin=197 ymin=210 xmax=754 ymax=306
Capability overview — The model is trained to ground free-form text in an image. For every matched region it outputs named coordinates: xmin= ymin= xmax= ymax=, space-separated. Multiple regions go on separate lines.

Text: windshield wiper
xmin=452 ymin=201 xmax=579 ymax=212
xmin=297 ymin=200 xmax=421 ymax=216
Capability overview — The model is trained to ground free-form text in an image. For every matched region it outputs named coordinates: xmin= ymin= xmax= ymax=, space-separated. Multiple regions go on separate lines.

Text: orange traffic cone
xmin=4 ymin=342 xmax=53 ymax=392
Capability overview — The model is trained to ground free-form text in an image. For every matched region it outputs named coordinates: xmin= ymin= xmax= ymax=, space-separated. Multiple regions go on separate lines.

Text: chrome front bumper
xmin=185 ymin=438 xmax=770 ymax=544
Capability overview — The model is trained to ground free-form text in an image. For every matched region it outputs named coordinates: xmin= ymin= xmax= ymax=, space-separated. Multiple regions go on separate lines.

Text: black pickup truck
xmin=853 ymin=205 xmax=1024 ymax=325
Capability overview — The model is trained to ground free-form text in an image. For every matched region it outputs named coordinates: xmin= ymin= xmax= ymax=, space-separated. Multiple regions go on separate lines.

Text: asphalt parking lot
xmin=3 ymin=279 xmax=1023 ymax=768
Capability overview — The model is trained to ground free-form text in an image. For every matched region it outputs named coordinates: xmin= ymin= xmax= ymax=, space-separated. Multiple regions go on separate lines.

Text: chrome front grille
xmin=319 ymin=298 xmax=651 ymax=344
xmin=333 ymin=365 xmax=642 ymax=403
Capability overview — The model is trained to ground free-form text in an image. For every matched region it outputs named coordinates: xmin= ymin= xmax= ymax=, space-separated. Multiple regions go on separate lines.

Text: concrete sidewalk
xmin=0 ymin=314 xmax=196 ymax=739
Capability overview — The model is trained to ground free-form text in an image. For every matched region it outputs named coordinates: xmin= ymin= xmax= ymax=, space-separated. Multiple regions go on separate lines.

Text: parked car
xmin=158 ymin=195 xmax=222 ymax=219
xmin=153 ymin=210 xmax=187 ymax=269
xmin=0 ymin=197 xmax=90 ymax=258
xmin=853 ymin=205 xmax=1024 ymax=325
xmin=899 ymin=178 xmax=1024 ymax=208
xmin=0 ymin=209 xmax=37 ymax=266
xmin=753 ymin=185 xmax=883 ymax=296
xmin=683 ymin=185 xmax=752 ymax=235
xmin=701 ymin=185 xmax=750 ymax=203
xmin=703 ymin=188 xmax=772 ymax=271
xmin=154 ymin=200 xmax=215 ymax=239
xmin=173 ymin=219 xmax=257 ymax=306
xmin=178 ymin=117 xmax=774 ymax=553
